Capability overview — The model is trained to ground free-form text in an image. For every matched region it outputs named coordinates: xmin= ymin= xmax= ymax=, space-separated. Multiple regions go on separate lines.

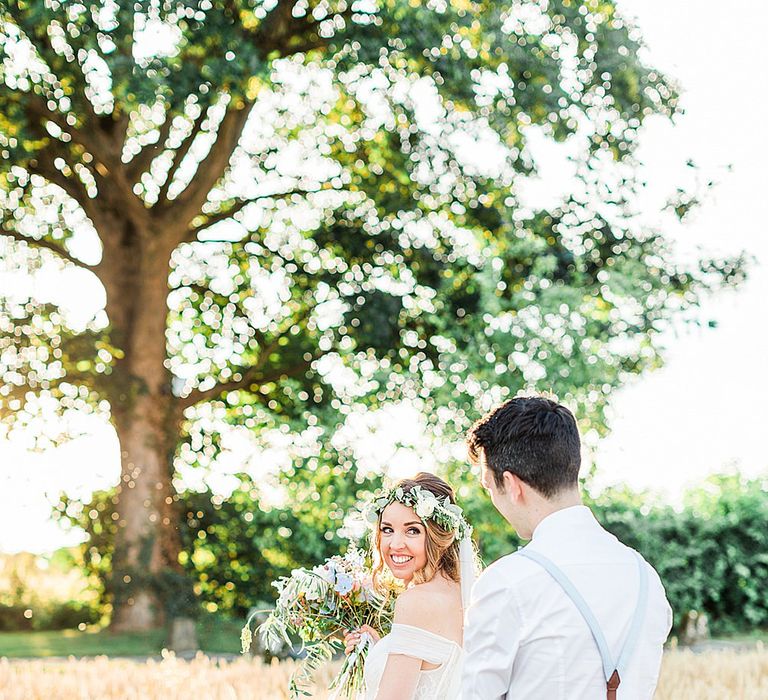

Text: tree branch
xmin=168 ymin=99 xmax=255 ymax=228
xmin=280 ymin=38 xmax=328 ymax=58
xmin=176 ymin=354 xmax=319 ymax=410
xmin=257 ymin=0 xmax=301 ymax=53
xmin=26 ymin=157 xmax=92 ymax=213
xmin=127 ymin=110 xmax=175 ymax=182
xmin=20 ymin=98 xmax=106 ymax=221
xmin=184 ymin=185 xmax=342 ymax=242
xmin=157 ymin=107 xmax=208 ymax=204
xmin=183 ymin=198 xmax=253 ymax=242
xmin=175 ymin=295 xmax=321 ymax=410
xmin=8 ymin=6 xmax=100 ymax=128
xmin=180 ymin=280 xmax=262 ymax=328
xmin=24 ymin=94 xmax=99 ymax=159
xmin=22 ymin=83 xmax=134 ymax=212
xmin=255 ymin=2 xmax=368 ymax=59
xmin=0 ymin=225 xmax=96 ymax=271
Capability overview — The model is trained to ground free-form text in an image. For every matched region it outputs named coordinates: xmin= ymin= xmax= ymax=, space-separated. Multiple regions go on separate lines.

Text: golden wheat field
xmin=0 ymin=648 xmax=766 ymax=699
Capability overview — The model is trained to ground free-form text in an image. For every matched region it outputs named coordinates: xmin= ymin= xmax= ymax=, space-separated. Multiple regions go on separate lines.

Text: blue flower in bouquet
xmin=334 ymin=572 xmax=354 ymax=596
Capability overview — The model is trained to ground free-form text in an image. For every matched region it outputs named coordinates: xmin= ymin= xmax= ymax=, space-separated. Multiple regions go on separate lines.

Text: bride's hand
xmin=343 ymin=624 xmax=381 ymax=654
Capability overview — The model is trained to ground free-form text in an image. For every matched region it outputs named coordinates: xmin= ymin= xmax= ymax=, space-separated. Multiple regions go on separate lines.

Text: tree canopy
xmin=0 ymin=0 xmax=741 ymax=634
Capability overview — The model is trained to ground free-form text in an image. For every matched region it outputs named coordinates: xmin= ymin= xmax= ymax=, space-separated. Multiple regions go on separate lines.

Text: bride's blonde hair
xmin=371 ymin=472 xmax=461 ymax=595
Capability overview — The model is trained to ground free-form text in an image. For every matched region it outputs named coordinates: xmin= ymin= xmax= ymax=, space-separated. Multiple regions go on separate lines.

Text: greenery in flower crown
xmin=363 ymin=485 xmax=473 ymax=541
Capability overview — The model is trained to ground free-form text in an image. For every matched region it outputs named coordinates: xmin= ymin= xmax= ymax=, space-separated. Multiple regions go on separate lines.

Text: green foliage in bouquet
xmin=245 ymin=546 xmax=394 ymax=699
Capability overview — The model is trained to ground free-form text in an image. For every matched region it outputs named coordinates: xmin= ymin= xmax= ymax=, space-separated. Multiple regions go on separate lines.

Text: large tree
xmin=0 ymin=0 xmax=739 ymax=636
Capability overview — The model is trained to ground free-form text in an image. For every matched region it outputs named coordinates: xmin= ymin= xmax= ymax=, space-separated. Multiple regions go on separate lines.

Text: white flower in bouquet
xmin=313 ymin=563 xmax=337 ymax=585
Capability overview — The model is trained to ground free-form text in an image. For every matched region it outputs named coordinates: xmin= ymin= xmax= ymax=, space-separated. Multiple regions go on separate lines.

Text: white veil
xmin=458 ymin=535 xmax=479 ymax=610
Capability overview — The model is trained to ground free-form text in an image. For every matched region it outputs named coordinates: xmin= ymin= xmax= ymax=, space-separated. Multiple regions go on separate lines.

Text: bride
xmin=344 ymin=472 xmax=477 ymax=700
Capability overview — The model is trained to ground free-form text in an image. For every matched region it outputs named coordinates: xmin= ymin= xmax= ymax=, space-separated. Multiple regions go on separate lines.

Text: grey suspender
xmin=518 ymin=548 xmax=650 ymax=700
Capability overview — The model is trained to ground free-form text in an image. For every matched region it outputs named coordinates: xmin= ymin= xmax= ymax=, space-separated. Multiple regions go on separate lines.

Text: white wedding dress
xmin=362 ymin=623 xmax=463 ymax=700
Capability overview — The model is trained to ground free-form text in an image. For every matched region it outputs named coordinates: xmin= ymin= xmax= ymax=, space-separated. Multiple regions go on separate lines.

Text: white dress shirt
xmin=462 ymin=506 xmax=672 ymax=700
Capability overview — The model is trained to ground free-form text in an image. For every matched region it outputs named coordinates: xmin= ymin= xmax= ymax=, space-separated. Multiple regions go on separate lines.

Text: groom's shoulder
xmin=475 ymin=549 xmax=542 ymax=592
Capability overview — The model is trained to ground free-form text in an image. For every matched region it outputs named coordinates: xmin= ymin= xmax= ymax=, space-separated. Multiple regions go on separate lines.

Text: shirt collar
xmin=530 ymin=504 xmax=596 ymax=544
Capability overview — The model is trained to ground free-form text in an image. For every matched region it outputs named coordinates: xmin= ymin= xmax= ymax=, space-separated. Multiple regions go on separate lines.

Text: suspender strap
xmin=519 ymin=549 xmax=616 ymax=681
xmin=518 ymin=548 xmax=649 ymax=700
xmin=616 ymin=553 xmax=649 ymax=678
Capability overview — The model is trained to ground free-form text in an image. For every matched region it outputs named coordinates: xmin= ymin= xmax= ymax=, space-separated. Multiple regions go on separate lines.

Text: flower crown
xmin=362 ymin=484 xmax=472 ymax=541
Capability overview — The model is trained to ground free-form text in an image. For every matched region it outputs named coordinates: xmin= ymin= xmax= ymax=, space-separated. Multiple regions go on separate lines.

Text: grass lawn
xmin=4 ymin=618 xmax=765 ymax=660
xmin=0 ymin=615 xmax=244 ymax=658
xmin=718 ymin=628 xmax=768 ymax=645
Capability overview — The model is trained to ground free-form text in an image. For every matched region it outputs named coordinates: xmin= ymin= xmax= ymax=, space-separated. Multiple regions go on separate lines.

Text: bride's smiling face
xmin=378 ymin=502 xmax=427 ymax=583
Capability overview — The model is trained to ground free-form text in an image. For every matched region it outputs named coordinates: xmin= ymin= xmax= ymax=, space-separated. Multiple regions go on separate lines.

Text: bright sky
xmin=592 ymin=0 xmax=768 ymax=495
xmin=2 ymin=1 xmax=767 ymax=553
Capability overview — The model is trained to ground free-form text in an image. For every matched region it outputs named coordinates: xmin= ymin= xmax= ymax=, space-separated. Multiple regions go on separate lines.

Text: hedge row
xmin=56 ymin=472 xmax=767 ymax=635
xmin=590 ymin=476 xmax=768 ymax=633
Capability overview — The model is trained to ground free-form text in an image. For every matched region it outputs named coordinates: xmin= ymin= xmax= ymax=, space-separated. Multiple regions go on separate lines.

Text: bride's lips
xmin=388 ymin=554 xmax=414 ymax=569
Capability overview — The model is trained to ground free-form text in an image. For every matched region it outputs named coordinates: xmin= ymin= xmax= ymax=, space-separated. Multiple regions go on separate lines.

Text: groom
xmin=461 ymin=396 xmax=672 ymax=700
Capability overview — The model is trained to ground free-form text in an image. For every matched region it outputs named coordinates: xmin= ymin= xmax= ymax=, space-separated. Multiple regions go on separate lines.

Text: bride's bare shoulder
xmin=393 ymin=579 xmax=461 ymax=628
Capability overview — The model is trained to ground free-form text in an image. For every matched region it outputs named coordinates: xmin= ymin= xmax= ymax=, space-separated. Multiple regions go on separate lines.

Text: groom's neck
xmin=524 ymin=488 xmax=583 ymax=539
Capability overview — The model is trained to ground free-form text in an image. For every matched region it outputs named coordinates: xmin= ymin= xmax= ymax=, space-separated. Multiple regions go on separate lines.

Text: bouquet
xmin=242 ymin=544 xmax=393 ymax=699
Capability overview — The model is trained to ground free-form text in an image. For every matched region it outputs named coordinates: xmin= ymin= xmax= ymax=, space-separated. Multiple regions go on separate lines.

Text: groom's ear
xmin=502 ymin=471 xmax=524 ymax=502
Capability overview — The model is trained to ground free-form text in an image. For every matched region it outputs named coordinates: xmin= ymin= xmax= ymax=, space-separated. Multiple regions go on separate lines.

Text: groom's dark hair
xmin=466 ymin=395 xmax=581 ymax=498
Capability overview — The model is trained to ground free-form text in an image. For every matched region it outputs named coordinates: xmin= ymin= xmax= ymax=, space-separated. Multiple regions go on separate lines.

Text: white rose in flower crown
xmin=415 ymin=492 xmax=438 ymax=518
xmin=445 ymin=503 xmax=464 ymax=517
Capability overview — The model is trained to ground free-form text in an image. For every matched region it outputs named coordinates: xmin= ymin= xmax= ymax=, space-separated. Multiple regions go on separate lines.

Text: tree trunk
xmin=110 ymin=391 xmax=184 ymax=632
xmin=99 ymin=222 xmax=196 ymax=643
